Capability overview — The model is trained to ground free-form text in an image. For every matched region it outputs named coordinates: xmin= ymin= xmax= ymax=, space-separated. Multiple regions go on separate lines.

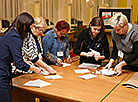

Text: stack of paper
xmin=44 ymin=75 xmax=63 ymax=79
xmin=122 ymin=72 xmax=138 ymax=89
xmin=78 ymin=63 xmax=101 ymax=69
xmin=100 ymin=69 xmax=116 ymax=76
xmin=23 ymin=79 xmax=51 ymax=88
xmin=74 ymin=69 xmax=91 ymax=73
xmin=78 ymin=74 xmax=97 ymax=80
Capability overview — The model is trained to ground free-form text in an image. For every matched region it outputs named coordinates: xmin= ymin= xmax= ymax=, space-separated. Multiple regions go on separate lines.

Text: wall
xmin=1 ymin=0 xmax=137 ymax=26
xmin=117 ymin=0 xmax=127 ymax=7
xmin=131 ymin=0 xmax=138 ymax=24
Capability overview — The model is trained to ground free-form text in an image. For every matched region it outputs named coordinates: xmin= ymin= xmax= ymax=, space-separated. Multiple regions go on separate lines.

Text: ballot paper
xmin=23 ymin=79 xmax=51 ymax=88
xmin=44 ymin=75 xmax=63 ymax=79
xmin=78 ymin=74 xmax=97 ymax=80
xmin=61 ymin=63 xmax=71 ymax=67
xmin=100 ymin=69 xmax=117 ymax=76
xmin=40 ymin=70 xmax=49 ymax=75
xmin=78 ymin=63 xmax=101 ymax=69
xmin=74 ymin=69 xmax=91 ymax=73
xmin=122 ymin=72 xmax=138 ymax=89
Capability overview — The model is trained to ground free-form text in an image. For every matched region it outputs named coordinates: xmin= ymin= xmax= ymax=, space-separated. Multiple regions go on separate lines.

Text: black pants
xmin=0 ymin=87 xmax=11 ymax=102
xmin=0 ymin=78 xmax=11 ymax=102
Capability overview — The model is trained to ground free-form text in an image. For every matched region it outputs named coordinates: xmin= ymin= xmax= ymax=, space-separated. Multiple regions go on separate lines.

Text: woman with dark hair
xmin=73 ymin=17 xmax=110 ymax=64
xmin=0 ymin=12 xmax=42 ymax=102
xmin=42 ymin=20 xmax=72 ymax=66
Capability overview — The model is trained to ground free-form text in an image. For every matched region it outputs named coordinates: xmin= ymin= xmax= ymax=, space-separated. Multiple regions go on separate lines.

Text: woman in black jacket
xmin=73 ymin=17 xmax=110 ymax=64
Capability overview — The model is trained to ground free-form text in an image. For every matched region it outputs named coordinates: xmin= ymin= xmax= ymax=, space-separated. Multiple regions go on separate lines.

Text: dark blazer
xmin=0 ymin=29 xmax=30 ymax=88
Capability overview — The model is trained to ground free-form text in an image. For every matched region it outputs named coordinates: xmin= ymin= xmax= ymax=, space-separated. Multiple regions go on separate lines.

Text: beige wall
xmin=131 ymin=0 xmax=138 ymax=24
xmin=117 ymin=0 xmax=127 ymax=7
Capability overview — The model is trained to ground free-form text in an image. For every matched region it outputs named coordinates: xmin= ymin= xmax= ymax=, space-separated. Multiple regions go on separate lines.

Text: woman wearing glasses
xmin=22 ymin=17 xmax=56 ymax=74
xmin=42 ymin=20 xmax=72 ymax=66
xmin=73 ymin=17 xmax=110 ymax=65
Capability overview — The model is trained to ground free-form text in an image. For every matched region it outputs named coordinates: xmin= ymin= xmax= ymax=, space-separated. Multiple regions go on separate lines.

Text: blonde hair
xmin=110 ymin=13 xmax=128 ymax=27
xmin=34 ymin=17 xmax=47 ymax=28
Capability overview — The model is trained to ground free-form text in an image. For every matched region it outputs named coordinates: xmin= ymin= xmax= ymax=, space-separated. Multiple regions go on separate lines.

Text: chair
xmin=69 ymin=31 xmax=81 ymax=50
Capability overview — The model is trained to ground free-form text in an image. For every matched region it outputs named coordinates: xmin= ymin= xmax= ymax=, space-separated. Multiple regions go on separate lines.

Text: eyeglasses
xmin=32 ymin=27 xmax=43 ymax=33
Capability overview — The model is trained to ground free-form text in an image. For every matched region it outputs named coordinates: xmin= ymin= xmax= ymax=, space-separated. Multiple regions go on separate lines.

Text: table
xmin=104 ymin=73 xmax=138 ymax=102
xmin=12 ymin=62 xmax=137 ymax=102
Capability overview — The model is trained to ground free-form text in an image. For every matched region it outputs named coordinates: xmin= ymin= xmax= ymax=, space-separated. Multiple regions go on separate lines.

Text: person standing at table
xmin=73 ymin=17 xmax=110 ymax=64
xmin=0 ymin=12 xmax=42 ymax=102
xmin=42 ymin=20 xmax=72 ymax=66
xmin=105 ymin=13 xmax=138 ymax=74
xmin=22 ymin=17 xmax=56 ymax=74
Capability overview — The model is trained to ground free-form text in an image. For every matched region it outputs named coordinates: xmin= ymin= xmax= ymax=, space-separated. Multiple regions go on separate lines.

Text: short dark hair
xmin=55 ymin=20 xmax=70 ymax=32
xmin=4 ymin=12 xmax=34 ymax=40
xmin=89 ymin=17 xmax=105 ymax=41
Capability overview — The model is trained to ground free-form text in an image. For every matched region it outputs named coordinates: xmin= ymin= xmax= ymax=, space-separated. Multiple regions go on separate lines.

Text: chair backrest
xmin=2 ymin=20 xmax=10 ymax=28
xmin=74 ymin=31 xmax=81 ymax=39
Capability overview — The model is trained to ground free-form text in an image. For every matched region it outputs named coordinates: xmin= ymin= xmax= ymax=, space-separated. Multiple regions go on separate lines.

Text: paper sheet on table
xmin=23 ymin=79 xmax=51 ymax=88
xmin=74 ymin=69 xmax=91 ymax=73
xmin=78 ymin=74 xmax=97 ymax=80
xmin=61 ymin=63 xmax=71 ymax=67
xmin=78 ymin=63 xmax=101 ymax=69
xmin=44 ymin=75 xmax=63 ymax=79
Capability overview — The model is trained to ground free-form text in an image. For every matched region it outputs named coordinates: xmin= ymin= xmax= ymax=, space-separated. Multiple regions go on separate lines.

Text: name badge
xmin=118 ymin=50 xmax=124 ymax=58
xmin=57 ymin=51 xmax=63 ymax=57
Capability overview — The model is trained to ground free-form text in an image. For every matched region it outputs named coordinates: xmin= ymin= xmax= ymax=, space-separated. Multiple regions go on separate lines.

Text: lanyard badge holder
xmin=57 ymin=42 xmax=63 ymax=57
xmin=118 ymin=50 xmax=124 ymax=59
xmin=118 ymin=39 xmax=124 ymax=60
